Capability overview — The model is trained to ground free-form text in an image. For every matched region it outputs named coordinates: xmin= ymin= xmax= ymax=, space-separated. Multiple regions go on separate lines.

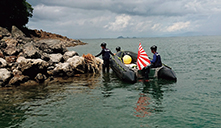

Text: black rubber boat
xmin=110 ymin=51 xmax=177 ymax=83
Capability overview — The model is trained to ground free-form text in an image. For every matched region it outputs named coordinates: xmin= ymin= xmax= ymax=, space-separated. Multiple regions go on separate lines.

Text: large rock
xmin=68 ymin=56 xmax=85 ymax=73
xmin=17 ymin=57 xmax=49 ymax=79
xmin=53 ymin=62 xmax=74 ymax=76
xmin=0 ymin=26 xmax=11 ymax=38
xmin=11 ymin=26 xmax=25 ymax=38
xmin=35 ymin=42 xmax=53 ymax=54
xmin=0 ymin=58 xmax=7 ymax=68
xmin=63 ymin=51 xmax=78 ymax=61
xmin=23 ymin=42 xmax=42 ymax=59
xmin=8 ymin=75 xmax=29 ymax=86
xmin=0 ymin=68 xmax=12 ymax=86
xmin=49 ymin=53 xmax=63 ymax=63
xmin=52 ymin=56 xmax=86 ymax=76
xmin=37 ymin=39 xmax=67 ymax=54
xmin=4 ymin=38 xmax=18 ymax=46
xmin=4 ymin=45 xmax=21 ymax=56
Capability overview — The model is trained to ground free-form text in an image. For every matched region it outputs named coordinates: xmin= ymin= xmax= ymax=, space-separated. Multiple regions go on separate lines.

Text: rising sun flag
xmin=137 ymin=43 xmax=151 ymax=70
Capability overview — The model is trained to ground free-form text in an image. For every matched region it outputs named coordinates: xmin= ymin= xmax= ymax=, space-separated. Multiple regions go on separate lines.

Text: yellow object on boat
xmin=123 ymin=55 xmax=132 ymax=64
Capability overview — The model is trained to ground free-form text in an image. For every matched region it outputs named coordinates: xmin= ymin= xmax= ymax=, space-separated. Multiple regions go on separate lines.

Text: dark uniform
xmin=95 ymin=43 xmax=114 ymax=72
xmin=115 ymin=46 xmax=125 ymax=60
xmin=144 ymin=45 xmax=162 ymax=80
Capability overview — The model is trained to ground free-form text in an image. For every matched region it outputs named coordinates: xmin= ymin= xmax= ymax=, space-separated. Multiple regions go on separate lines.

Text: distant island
xmin=117 ymin=36 xmax=137 ymax=39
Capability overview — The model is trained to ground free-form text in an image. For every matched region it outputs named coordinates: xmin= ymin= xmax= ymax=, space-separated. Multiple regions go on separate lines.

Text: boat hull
xmin=110 ymin=51 xmax=177 ymax=82
xmin=110 ymin=55 xmax=137 ymax=83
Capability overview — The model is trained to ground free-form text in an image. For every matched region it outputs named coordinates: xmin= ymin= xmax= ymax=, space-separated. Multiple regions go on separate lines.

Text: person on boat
xmin=95 ymin=42 xmax=114 ymax=73
xmin=150 ymin=45 xmax=162 ymax=68
xmin=115 ymin=46 xmax=125 ymax=59
xmin=143 ymin=45 xmax=162 ymax=82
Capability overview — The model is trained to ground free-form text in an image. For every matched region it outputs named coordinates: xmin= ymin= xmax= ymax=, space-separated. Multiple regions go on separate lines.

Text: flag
xmin=137 ymin=43 xmax=151 ymax=70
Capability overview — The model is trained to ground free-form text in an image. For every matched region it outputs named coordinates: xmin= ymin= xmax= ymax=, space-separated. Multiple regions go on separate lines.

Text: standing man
xmin=95 ymin=42 xmax=114 ymax=72
xmin=150 ymin=45 xmax=162 ymax=68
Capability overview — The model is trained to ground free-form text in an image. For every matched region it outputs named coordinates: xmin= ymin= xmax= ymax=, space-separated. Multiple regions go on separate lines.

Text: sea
xmin=0 ymin=36 xmax=220 ymax=128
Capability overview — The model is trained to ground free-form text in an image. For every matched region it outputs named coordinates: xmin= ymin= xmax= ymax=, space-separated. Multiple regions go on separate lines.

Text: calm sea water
xmin=1 ymin=36 xmax=221 ymax=128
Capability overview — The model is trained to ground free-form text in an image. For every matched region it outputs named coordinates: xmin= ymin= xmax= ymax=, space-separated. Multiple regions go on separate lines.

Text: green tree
xmin=0 ymin=0 xmax=33 ymax=29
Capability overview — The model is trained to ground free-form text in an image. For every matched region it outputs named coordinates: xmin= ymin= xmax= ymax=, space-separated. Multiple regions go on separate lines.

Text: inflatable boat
xmin=110 ymin=51 xmax=177 ymax=83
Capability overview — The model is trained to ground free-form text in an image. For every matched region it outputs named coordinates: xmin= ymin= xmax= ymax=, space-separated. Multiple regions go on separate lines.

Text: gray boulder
xmin=11 ymin=26 xmax=25 ymax=38
xmin=23 ymin=42 xmax=41 ymax=59
xmin=67 ymin=56 xmax=85 ymax=73
xmin=49 ymin=53 xmax=63 ymax=63
xmin=0 ymin=68 xmax=12 ymax=86
xmin=53 ymin=62 xmax=74 ymax=76
xmin=0 ymin=26 xmax=11 ymax=38
xmin=63 ymin=51 xmax=79 ymax=61
xmin=4 ymin=45 xmax=21 ymax=56
xmin=17 ymin=57 xmax=49 ymax=79
xmin=0 ymin=58 xmax=7 ymax=68
xmin=37 ymin=39 xmax=68 ymax=54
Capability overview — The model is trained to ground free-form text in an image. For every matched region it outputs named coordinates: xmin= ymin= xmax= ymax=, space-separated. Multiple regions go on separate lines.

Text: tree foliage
xmin=0 ymin=0 xmax=33 ymax=29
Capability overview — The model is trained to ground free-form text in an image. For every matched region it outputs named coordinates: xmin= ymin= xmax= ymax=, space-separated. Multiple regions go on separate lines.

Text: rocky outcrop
xmin=0 ymin=26 xmax=102 ymax=87
xmin=30 ymin=29 xmax=87 ymax=47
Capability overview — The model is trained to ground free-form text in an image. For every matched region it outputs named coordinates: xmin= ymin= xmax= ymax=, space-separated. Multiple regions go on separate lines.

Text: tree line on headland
xmin=0 ymin=0 xmax=103 ymax=87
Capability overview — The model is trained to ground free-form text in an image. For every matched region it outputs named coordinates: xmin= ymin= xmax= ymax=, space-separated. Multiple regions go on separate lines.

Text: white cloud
xmin=104 ymin=14 xmax=131 ymax=31
xmin=151 ymin=24 xmax=162 ymax=31
xmin=166 ymin=22 xmax=190 ymax=32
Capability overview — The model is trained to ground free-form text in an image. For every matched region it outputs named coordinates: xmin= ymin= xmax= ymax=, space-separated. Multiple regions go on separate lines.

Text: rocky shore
xmin=0 ymin=26 xmax=103 ymax=87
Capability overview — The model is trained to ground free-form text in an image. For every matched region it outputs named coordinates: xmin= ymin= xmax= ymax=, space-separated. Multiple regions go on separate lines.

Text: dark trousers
xmin=142 ymin=66 xmax=150 ymax=80
xmin=103 ymin=59 xmax=110 ymax=73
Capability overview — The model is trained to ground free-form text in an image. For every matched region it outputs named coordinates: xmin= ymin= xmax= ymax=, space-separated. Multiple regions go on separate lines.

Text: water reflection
xmin=134 ymin=79 xmax=176 ymax=117
xmin=0 ymin=73 xmax=102 ymax=128
xmin=134 ymin=93 xmax=151 ymax=117
xmin=101 ymin=73 xmax=113 ymax=97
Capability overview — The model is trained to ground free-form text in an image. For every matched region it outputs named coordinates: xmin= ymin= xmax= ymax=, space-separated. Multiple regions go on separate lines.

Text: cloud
xmin=166 ymin=21 xmax=191 ymax=32
xmin=104 ymin=14 xmax=131 ymax=31
xmin=26 ymin=0 xmax=221 ymax=38
xmin=32 ymin=4 xmax=68 ymax=21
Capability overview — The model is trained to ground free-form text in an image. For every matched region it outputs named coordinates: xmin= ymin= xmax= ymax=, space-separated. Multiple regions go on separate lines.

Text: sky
xmin=26 ymin=0 xmax=221 ymax=39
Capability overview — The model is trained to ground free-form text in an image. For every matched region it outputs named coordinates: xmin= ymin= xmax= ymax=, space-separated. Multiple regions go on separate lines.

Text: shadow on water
xmin=134 ymin=79 xmax=176 ymax=118
xmin=101 ymin=71 xmax=136 ymax=97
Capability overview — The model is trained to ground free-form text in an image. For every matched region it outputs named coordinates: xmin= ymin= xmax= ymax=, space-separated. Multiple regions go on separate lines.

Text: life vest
xmin=102 ymin=48 xmax=111 ymax=60
xmin=152 ymin=53 xmax=162 ymax=68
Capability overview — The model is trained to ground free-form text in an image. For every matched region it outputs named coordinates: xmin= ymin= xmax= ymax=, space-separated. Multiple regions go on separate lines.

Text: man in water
xmin=95 ymin=42 xmax=114 ymax=72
